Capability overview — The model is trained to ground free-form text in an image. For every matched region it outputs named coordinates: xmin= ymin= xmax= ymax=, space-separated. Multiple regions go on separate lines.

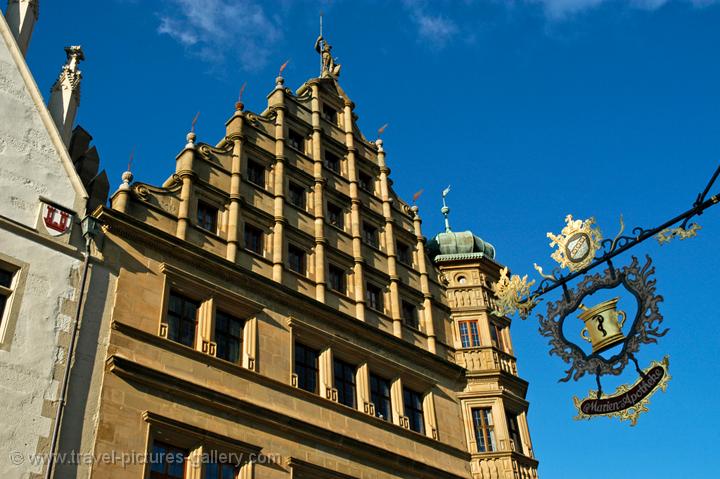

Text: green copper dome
xmin=428 ymin=230 xmax=496 ymax=262
xmin=427 ymin=187 xmax=496 ymax=262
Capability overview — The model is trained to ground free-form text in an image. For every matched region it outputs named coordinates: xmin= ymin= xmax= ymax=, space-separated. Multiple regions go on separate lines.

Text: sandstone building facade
xmin=71 ymin=35 xmax=540 ymax=479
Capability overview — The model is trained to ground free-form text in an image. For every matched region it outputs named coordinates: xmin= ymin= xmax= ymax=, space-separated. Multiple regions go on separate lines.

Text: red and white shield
xmin=41 ymin=203 xmax=73 ymax=236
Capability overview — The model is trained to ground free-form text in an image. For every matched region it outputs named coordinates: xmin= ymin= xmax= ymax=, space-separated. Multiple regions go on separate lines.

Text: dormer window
xmin=396 ymin=241 xmax=412 ymax=265
xmin=327 ymin=202 xmax=344 ymax=229
xmin=288 ymin=129 xmax=304 ymax=152
xmin=247 ymin=160 xmax=265 ymax=187
xmin=359 ymin=171 xmax=373 ymax=192
xmin=288 ymin=245 xmax=306 ymax=275
xmin=196 ymin=201 xmax=218 ymax=234
xmin=288 ymin=182 xmax=306 ymax=210
xmin=362 ymin=222 xmax=379 ymax=248
xmin=365 ymin=283 xmax=383 ymax=312
xmin=401 ymin=300 xmax=419 ymax=329
xmin=325 ymin=150 xmax=341 ymax=173
xmin=322 ymin=104 xmax=338 ymax=124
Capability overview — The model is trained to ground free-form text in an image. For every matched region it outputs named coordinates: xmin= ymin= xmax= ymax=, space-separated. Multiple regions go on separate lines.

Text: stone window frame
xmin=143 ymin=411 xmax=260 ymax=479
xmin=195 ymin=199 xmax=219 ymax=235
xmin=323 ymin=147 xmax=344 ymax=176
xmin=400 ymin=299 xmax=420 ymax=331
xmin=489 ymin=319 xmax=511 ymax=354
xmin=286 ymin=125 xmax=307 ymax=154
xmin=287 ymin=316 xmax=439 ymax=439
xmin=326 ymin=200 xmax=346 ymax=231
xmin=327 ymin=263 xmax=347 ymax=295
xmin=287 ymin=180 xmax=307 ymax=211
xmin=0 ymin=253 xmax=28 ymax=349
xmin=158 ymin=264 xmax=261 ymax=371
xmin=242 ymin=221 xmax=265 ymax=257
xmin=458 ymin=319 xmax=481 ymax=348
xmin=357 ymin=168 xmax=375 ymax=194
xmin=461 ymin=397 xmax=514 ymax=455
xmin=245 ymin=157 xmax=267 ymax=189
xmin=395 ymin=239 xmax=414 ymax=267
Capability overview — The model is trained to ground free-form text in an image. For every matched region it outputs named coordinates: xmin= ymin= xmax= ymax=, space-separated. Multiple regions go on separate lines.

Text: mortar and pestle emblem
xmin=578 ymin=297 xmax=627 ymax=354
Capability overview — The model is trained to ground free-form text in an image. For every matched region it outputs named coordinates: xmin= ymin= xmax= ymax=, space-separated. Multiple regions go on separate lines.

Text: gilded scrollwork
xmin=656 ymin=223 xmax=701 ymax=245
xmin=491 ymin=267 xmax=538 ymax=320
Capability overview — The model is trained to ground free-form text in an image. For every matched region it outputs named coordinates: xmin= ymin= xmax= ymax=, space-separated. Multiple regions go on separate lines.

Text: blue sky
xmin=13 ymin=1 xmax=720 ymax=477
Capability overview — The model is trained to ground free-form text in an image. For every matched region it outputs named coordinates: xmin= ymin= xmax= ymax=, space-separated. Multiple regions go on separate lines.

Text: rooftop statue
xmin=314 ymin=34 xmax=341 ymax=78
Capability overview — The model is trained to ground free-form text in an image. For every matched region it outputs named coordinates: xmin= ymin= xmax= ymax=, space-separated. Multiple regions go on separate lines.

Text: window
xmin=288 ymin=182 xmax=306 ymax=209
xmin=166 ymin=292 xmax=199 ymax=347
xmin=401 ymin=301 xmax=419 ymax=329
xmin=150 ymin=442 xmax=187 ymax=479
xmin=370 ymin=373 xmax=392 ymax=421
xmin=328 ymin=264 xmax=346 ymax=294
xmin=243 ymin=223 xmax=264 ymax=255
xmin=362 ymin=222 xmax=379 ymax=248
xmin=490 ymin=322 xmax=506 ymax=352
xmin=206 ymin=462 xmax=237 ymax=479
xmin=472 ymin=408 xmax=496 ymax=453
xmin=215 ymin=310 xmax=244 ymax=363
xmin=358 ymin=171 xmax=373 ymax=192
xmin=396 ymin=241 xmax=412 ymax=265
xmin=327 ymin=202 xmax=344 ymax=229
xmin=459 ymin=320 xmax=481 ymax=348
xmin=246 ymin=160 xmax=265 ymax=187
xmin=294 ymin=342 xmax=319 ymax=393
xmin=403 ymin=387 xmax=425 ymax=434
xmin=506 ymin=411 xmax=523 ymax=453
xmin=287 ymin=245 xmax=306 ymax=275
xmin=288 ymin=129 xmax=304 ymax=152
xmin=0 ymin=267 xmax=16 ymax=326
xmin=196 ymin=201 xmax=218 ymax=233
xmin=322 ymin=104 xmax=337 ymax=124
xmin=325 ymin=151 xmax=341 ymax=173
xmin=333 ymin=358 xmax=357 ymax=408
xmin=365 ymin=283 xmax=383 ymax=312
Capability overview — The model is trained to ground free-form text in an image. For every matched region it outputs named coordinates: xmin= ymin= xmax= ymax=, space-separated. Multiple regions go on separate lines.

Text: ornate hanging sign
xmin=489 ymin=165 xmax=719 ymax=425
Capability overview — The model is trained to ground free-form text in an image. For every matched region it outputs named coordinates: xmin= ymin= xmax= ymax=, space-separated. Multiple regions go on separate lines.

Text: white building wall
xmin=0 ymin=11 xmax=88 ymax=479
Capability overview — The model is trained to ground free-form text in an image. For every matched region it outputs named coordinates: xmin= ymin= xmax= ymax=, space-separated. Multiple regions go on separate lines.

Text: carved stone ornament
xmin=537 ymin=255 xmax=667 ymax=382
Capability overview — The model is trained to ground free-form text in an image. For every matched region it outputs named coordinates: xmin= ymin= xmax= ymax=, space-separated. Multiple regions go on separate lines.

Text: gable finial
xmin=441 ymin=185 xmax=452 ymax=232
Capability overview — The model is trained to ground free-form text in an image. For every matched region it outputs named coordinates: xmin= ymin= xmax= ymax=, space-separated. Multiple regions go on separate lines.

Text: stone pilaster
xmin=270 ymin=78 xmax=287 ymax=282
xmin=343 ymin=101 xmax=366 ymax=321
xmin=225 ymin=102 xmax=245 ymax=262
xmin=376 ymin=139 xmax=401 ymax=337
xmin=412 ymin=206 xmax=436 ymax=352
xmin=310 ymin=82 xmax=326 ymax=302
xmin=175 ymin=132 xmax=196 ymax=240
